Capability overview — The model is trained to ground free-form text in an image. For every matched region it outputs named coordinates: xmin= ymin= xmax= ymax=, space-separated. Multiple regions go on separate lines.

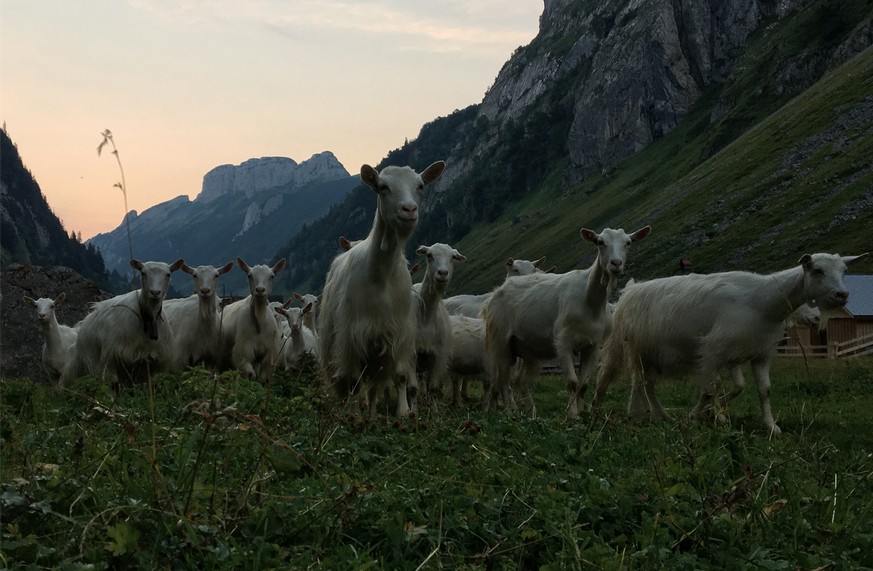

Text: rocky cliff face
xmin=197 ymin=151 xmax=348 ymax=203
xmin=433 ymin=0 xmax=811 ymax=195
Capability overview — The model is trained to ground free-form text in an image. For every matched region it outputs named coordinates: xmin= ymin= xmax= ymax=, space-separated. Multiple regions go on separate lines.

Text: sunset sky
xmin=2 ymin=1 xmax=541 ymax=240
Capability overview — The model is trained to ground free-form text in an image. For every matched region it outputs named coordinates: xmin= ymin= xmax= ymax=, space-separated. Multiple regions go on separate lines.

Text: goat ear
xmin=303 ymin=302 xmax=313 ymax=314
xmin=420 ymin=161 xmax=446 ymax=185
xmin=533 ymin=256 xmax=546 ymax=268
xmin=23 ymin=296 xmax=36 ymax=307
xmin=545 ymin=265 xmax=558 ymax=273
xmin=275 ymin=306 xmax=287 ymax=316
xmin=453 ymin=250 xmax=467 ymax=262
xmin=272 ymin=258 xmax=286 ymax=273
xmin=283 ymin=298 xmax=295 ymax=309
xmin=798 ymin=254 xmax=813 ymax=269
xmin=237 ymin=257 xmax=251 ymax=273
xmin=843 ymin=253 xmax=869 ymax=265
xmin=416 ymin=245 xmax=429 ymax=256
xmin=181 ymin=263 xmax=195 ymax=275
xmin=169 ymin=258 xmax=185 ymax=272
xmin=580 ymin=229 xmax=599 ymax=243
xmin=339 ymin=236 xmax=351 ymax=251
xmin=55 ymin=292 xmax=66 ymax=305
xmin=409 ymin=263 xmax=420 ymax=276
xmin=293 ymin=292 xmax=303 ymax=301
xmin=130 ymin=259 xmax=144 ymax=271
xmin=219 ymin=261 xmax=234 ymax=275
xmin=505 ymin=257 xmax=515 ymax=268
xmin=361 ymin=165 xmax=379 ymax=190
xmin=630 ymin=225 xmax=652 ymax=242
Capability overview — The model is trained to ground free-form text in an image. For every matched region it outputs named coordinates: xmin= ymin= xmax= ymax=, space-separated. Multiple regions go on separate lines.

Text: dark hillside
xmin=0 ymin=128 xmax=126 ymax=292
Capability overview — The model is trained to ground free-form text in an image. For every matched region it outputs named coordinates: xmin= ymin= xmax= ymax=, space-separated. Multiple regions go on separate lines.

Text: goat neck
xmin=584 ymin=253 xmax=614 ymax=313
xmin=247 ymin=294 xmax=270 ymax=335
xmin=137 ymin=289 xmax=163 ymax=340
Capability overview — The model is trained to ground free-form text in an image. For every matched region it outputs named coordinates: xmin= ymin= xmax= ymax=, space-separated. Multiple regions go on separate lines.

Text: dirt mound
xmin=1 ymin=264 xmax=110 ymax=382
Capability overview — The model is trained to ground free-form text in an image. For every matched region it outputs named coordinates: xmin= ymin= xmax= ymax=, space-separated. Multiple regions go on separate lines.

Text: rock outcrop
xmin=197 ymin=151 xmax=348 ymax=203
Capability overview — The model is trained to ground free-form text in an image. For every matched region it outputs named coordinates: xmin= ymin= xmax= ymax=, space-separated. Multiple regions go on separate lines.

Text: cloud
xmin=129 ymin=0 xmax=538 ymax=57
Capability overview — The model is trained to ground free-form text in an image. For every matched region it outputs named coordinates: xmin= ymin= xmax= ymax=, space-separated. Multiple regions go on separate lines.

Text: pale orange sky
xmin=1 ymin=1 xmax=541 ymax=239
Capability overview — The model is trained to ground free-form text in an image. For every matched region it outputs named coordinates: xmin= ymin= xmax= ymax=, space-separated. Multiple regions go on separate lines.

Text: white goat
xmin=483 ymin=226 xmax=652 ymax=417
xmin=62 ymin=259 xmax=185 ymax=387
xmin=444 ymin=256 xmax=550 ymax=318
xmin=593 ymin=253 xmax=867 ymax=435
xmin=412 ymin=243 xmax=466 ymax=398
xmin=292 ymin=292 xmax=320 ymax=335
xmin=163 ymin=261 xmax=234 ymax=369
xmin=219 ymin=257 xmax=286 ymax=381
xmin=317 ymin=161 xmax=446 ymax=416
xmin=276 ymin=302 xmax=318 ymax=370
xmin=23 ymin=293 xmax=78 ymax=382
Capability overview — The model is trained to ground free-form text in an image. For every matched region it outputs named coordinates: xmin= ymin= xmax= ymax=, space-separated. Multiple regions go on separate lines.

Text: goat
xmin=483 ymin=226 xmax=651 ymax=418
xmin=592 ymin=253 xmax=867 ymax=435
xmin=317 ymin=161 xmax=446 ymax=416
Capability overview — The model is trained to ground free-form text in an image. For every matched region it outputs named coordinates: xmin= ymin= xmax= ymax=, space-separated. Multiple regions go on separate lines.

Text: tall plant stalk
xmin=97 ymin=129 xmax=134 ymax=275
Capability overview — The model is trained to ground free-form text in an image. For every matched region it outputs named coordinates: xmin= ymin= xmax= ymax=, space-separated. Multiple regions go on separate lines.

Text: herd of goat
xmin=24 ymin=161 xmax=866 ymax=435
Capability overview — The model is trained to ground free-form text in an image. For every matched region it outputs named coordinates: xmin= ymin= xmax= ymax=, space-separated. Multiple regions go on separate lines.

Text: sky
xmin=1 ymin=0 xmax=542 ymax=240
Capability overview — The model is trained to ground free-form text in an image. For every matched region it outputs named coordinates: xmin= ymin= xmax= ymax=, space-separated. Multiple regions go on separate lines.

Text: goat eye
xmin=814 ymin=268 xmax=825 ymax=276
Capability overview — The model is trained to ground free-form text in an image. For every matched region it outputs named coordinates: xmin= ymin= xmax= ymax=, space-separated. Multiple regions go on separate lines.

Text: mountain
xmin=88 ymin=152 xmax=357 ymax=295
xmin=0 ymin=128 xmax=125 ymax=292
xmin=275 ymin=0 xmax=873 ymax=296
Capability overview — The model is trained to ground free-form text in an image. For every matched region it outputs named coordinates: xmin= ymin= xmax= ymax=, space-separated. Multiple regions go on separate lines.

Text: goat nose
xmin=610 ymin=259 xmax=623 ymax=267
xmin=150 ymin=289 xmax=162 ymax=297
xmin=437 ymin=269 xmax=449 ymax=278
xmin=835 ymin=290 xmax=849 ymax=302
xmin=402 ymin=203 xmax=418 ymax=214
xmin=200 ymin=288 xmax=211 ymax=295
xmin=255 ymin=286 xmax=266 ymax=295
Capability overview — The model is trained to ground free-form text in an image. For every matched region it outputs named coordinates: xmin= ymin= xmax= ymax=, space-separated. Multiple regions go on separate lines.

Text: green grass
xmin=2 ymin=358 xmax=873 ymax=569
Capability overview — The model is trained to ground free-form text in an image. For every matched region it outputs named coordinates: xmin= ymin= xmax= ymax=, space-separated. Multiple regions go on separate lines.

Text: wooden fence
xmin=776 ymin=332 xmax=873 ymax=359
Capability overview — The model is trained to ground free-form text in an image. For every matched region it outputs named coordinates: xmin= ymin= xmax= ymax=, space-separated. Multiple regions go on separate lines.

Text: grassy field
xmin=2 ymin=357 xmax=872 ymax=570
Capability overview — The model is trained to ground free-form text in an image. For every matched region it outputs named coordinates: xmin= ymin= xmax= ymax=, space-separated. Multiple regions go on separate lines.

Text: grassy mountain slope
xmin=275 ymin=1 xmax=872 ymax=296
xmin=449 ymin=47 xmax=873 ymax=294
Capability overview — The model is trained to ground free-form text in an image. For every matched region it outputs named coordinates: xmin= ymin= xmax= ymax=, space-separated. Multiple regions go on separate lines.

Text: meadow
xmin=1 ymin=357 xmax=872 ymax=570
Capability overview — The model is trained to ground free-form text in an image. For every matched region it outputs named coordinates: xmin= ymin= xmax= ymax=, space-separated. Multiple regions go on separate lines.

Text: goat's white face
xmin=360 ymin=161 xmax=446 ymax=241
xmin=184 ymin=261 xmax=233 ymax=298
xmin=800 ymin=253 xmax=867 ymax=310
xmin=581 ymin=226 xmax=652 ymax=276
xmin=279 ymin=303 xmax=311 ymax=333
xmin=131 ymin=259 xmax=184 ymax=301
xmin=24 ymin=295 xmax=60 ymax=323
xmin=791 ymin=303 xmax=821 ymax=329
xmin=417 ymin=243 xmax=465 ymax=286
xmin=238 ymin=257 xmax=286 ymax=301
xmin=505 ymin=256 xmax=546 ymax=278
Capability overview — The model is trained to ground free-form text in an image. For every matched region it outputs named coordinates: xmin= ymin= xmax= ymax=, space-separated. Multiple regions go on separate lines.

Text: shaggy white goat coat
xmin=62 ymin=259 xmax=184 ymax=386
xmin=593 ymin=253 xmax=866 ymax=435
xmin=219 ymin=257 xmax=286 ymax=381
xmin=483 ymin=226 xmax=651 ymax=418
xmin=163 ymin=261 xmax=234 ymax=369
xmin=317 ymin=161 xmax=446 ymax=416
xmin=447 ymin=314 xmax=486 ymax=404
xmin=24 ymin=293 xmax=78 ymax=382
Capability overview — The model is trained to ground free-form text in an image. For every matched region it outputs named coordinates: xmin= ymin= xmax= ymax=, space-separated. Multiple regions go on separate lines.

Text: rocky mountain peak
xmin=196 ymin=151 xmax=349 ymax=204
